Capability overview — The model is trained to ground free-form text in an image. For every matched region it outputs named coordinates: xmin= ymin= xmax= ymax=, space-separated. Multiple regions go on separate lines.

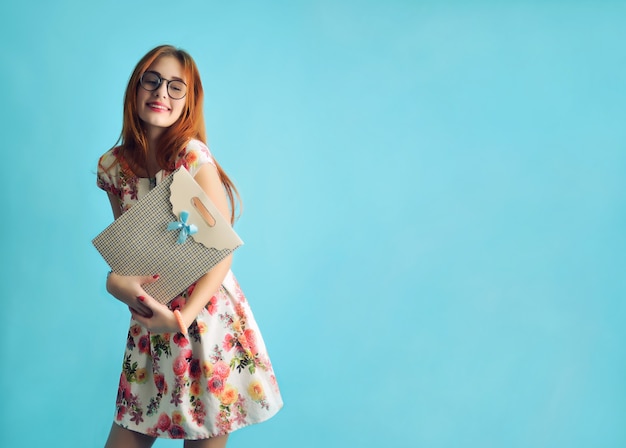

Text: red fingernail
xmin=153 ymin=274 xmax=160 ymax=279
xmin=137 ymin=296 xmax=145 ymax=302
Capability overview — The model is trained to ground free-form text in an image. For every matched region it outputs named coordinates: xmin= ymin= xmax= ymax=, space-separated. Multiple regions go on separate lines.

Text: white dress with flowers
xmin=97 ymin=139 xmax=283 ymax=440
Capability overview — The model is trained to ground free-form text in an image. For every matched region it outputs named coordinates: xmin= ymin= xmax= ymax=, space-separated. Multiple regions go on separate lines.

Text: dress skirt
xmin=114 ymin=271 xmax=283 ymax=439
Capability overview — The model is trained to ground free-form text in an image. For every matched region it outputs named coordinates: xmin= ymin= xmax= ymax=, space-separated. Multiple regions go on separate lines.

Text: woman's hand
xmin=106 ymin=272 xmax=160 ymax=318
xmin=129 ymin=295 xmax=181 ymax=334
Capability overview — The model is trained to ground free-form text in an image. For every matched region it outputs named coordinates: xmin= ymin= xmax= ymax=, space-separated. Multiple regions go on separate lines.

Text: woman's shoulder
xmin=97 ymin=146 xmax=123 ymax=192
xmin=175 ymin=139 xmax=216 ymax=173
xmin=98 ymin=146 xmax=122 ymax=173
xmin=184 ymin=139 xmax=214 ymax=161
xmin=98 ymin=146 xmax=120 ymax=174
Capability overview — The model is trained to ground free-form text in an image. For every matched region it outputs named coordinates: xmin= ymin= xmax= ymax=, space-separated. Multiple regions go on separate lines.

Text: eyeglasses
xmin=139 ymin=71 xmax=187 ymax=100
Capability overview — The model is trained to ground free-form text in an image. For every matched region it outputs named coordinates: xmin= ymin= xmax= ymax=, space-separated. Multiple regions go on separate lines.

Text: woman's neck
xmin=144 ymin=127 xmax=164 ymax=178
xmin=145 ymin=124 xmax=164 ymax=150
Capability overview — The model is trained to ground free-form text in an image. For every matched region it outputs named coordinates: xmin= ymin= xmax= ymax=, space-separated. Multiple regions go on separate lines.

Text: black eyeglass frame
xmin=139 ymin=71 xmax=188 ymax=100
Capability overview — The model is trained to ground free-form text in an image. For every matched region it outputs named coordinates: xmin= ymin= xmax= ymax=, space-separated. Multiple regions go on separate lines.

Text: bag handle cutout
xmin=191 ymin=196 xmax=216 ymax=227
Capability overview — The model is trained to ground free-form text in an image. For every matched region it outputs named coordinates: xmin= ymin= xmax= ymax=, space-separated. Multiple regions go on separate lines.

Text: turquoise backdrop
xmin=1 ymin=1 xmax=625 ymax=447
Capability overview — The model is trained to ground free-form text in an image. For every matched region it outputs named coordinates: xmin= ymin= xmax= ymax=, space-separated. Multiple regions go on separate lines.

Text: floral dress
xmin=96 ymin=139 xmax=283 ymax=439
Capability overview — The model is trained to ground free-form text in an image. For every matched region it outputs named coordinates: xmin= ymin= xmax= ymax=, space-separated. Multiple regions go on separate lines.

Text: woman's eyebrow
xmin=147 ymin=70 xmax=184 ymax=82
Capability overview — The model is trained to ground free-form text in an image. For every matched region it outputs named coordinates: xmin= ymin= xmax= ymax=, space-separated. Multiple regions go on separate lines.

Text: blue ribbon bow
xmin=167 ymin=210 xmax=198 ymax=244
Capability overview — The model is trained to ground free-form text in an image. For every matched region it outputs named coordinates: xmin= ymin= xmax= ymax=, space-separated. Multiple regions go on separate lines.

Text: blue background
xmin=1 ymin=1 xmax=625 ymax=447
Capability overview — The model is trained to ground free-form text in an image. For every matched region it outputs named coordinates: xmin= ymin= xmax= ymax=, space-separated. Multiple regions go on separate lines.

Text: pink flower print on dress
xmin=172 ymin=355 xmax=189 ymax=377
xmin=168 ymin=424 xmax=186 ymax=439
xmin=173 ymin=333 xmax=189 ymax=347
xmin=119 ymin=373 xmax=131 ymax=401
xmin=234 ymin=302 xmax=246 ymax=319
xmin=244 ymin=328 xmax=258 ymax=354
xmin=206 ymin=296 xmax=218 ymax=315
xmin=223 ymin=333 xmax=235 ymax=351
xmin=184 ymin=150 xmax=198 ymax=168
xmin=157 ymin=413 xmax=171 ymax=432
xmin=208 ymin=375 xmax=225 ymax=394
xmin=138 ymin=335 xmax=150 ymax=354
xmin=154 ymin=374 xmax=167 ymax=394
xmin=213 ymin=361 xmax=230 ymax=380
xmin=189 ymin=359 xmax=202 ymax=379
xmin=116 ymin=405 xmax=127 ymax=421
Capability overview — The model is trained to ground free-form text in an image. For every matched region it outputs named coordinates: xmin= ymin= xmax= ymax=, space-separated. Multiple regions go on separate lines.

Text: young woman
xmin=97 ymin=45 xmax=282 ymax=448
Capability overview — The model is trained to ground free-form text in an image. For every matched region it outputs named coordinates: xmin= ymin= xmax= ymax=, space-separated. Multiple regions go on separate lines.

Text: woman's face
xmin=136 ymin=55 xmax=187 ymax=133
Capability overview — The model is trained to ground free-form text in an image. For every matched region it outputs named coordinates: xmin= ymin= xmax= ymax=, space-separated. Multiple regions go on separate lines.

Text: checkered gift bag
xmin=92 ymin=167 xmax=243 ymax=304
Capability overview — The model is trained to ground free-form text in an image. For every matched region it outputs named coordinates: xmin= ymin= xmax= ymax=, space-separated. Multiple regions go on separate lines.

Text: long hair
xmin=117 ymin=45 xmax=240 ymax=223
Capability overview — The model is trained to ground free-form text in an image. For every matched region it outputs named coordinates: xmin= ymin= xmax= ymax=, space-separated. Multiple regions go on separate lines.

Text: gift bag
xmin=92 ymin=166 xmax=243 ymax=304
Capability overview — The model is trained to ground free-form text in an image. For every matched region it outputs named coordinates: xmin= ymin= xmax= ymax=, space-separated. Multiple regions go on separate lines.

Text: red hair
xmin=116 ymin=45 xmax=240 ymax=223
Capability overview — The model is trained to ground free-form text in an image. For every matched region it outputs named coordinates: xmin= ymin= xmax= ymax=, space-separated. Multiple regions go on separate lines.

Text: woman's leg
xmin=184 ymin=435 xmax=229 ymax=448
xmin=104 ymin=423 xmax=156 ymax=448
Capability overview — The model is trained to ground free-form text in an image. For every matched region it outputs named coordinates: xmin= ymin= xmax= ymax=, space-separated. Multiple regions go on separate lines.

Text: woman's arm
xmin=131 ymin=163 xmax=234 ymax=333
xmin=104 ymin=192 xmax=156 ymax=318
xmin=176 ymin=163 xmax=234 ymax=328
xmin=107 ymin=192 xmax=122 ymax=220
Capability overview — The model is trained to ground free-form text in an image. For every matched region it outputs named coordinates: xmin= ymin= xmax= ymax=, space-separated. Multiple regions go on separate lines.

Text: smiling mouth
xmin=147 ymin=103 xmax=170 ymax=111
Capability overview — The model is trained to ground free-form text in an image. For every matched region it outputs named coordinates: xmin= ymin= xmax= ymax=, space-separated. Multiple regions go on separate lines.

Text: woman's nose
xmin=154 ymin=82 xmax=168 ymax=97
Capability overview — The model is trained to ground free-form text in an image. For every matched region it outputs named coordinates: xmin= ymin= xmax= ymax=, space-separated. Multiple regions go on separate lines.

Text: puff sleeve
xmin=96 ymin=149 xmax=121 ymax=196
xmin=175 ymin=139 xmax=217 ymax=177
